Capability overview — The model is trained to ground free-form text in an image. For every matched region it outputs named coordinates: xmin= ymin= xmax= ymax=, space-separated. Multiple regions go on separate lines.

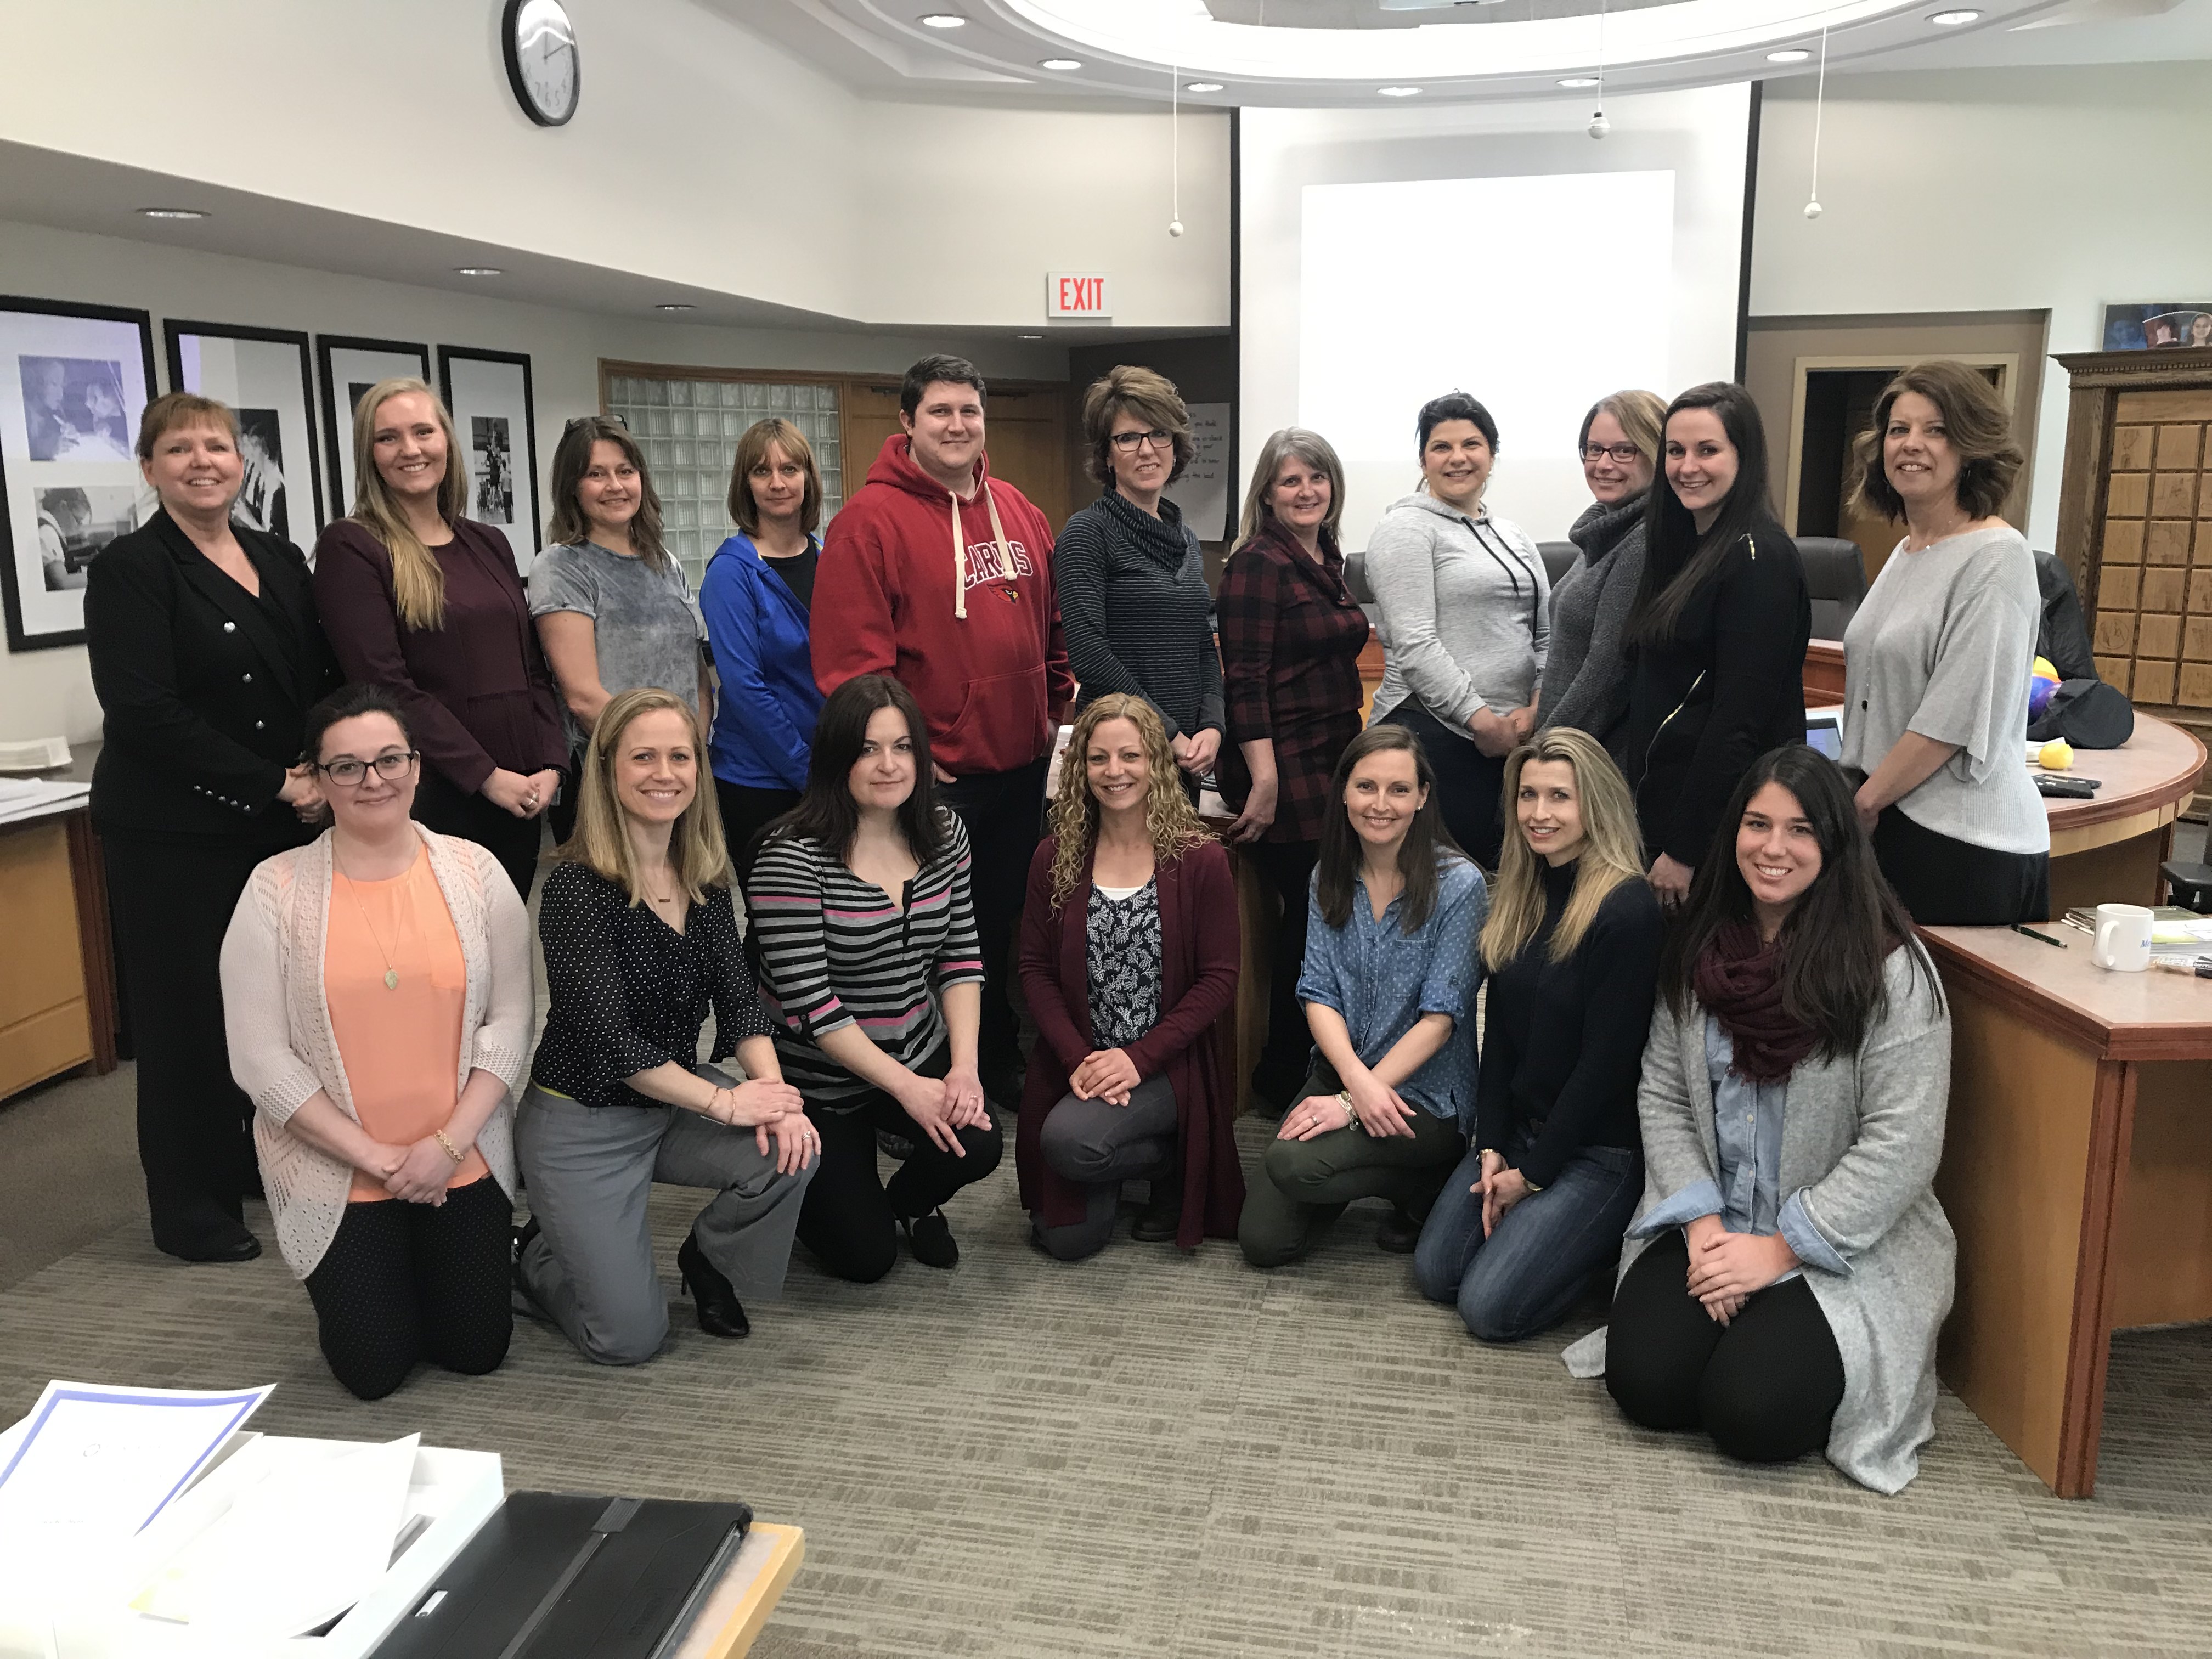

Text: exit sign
xmin=1047 ymin=272 xmax=1112 ymax=320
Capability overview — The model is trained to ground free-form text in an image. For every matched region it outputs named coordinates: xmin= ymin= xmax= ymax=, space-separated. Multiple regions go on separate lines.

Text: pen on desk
xmin=2149 ymin=955 xmax=2212 ymax=979
xmin=2011 ymin=924 xmax=2067 ymax=949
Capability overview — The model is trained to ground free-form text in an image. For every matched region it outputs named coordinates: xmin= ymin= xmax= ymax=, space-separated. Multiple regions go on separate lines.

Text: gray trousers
xmin=515 ymin=1073 xmax=816 ymax=1365
xmin=1034 ymin=1074 xmax=1179 ymax=1262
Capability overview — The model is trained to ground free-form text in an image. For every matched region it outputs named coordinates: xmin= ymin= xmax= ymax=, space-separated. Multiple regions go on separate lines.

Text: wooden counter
xmin=2039 ymin=713 xmax=2206 ymax=917
xmin=0 ymin=795 xmax=116 ymax=1100
xmin=1922 ymin=922 xmax=2212 ymax=1497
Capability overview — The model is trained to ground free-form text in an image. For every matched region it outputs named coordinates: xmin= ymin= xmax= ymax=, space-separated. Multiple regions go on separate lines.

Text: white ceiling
xmin=726 ymin=0 xmax=2212 ymax=103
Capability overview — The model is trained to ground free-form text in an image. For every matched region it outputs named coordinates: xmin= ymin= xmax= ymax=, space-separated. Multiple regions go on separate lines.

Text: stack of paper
xmin=0 ymin=778 xmax=91 ymax=827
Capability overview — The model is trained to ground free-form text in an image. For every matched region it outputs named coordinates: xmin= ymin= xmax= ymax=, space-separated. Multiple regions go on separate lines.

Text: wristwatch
xmin=1338 ymin=1090 xmax=1365 ymax=1133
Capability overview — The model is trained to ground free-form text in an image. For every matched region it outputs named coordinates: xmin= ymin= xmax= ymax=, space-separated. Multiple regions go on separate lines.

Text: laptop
xmin=1804 ymin=712 xmax=1842 ymax=761
xmin=373 ymin=1491 xmax=752 ymax=1659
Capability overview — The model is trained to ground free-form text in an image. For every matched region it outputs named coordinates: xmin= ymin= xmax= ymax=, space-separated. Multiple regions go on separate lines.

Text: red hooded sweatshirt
xmin=812 ymin=434 xmax=1073 ymax=777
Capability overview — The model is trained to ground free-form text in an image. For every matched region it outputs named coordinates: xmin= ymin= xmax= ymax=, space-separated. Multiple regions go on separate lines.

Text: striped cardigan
xmin=744 ymin=810 xmax=985 ymax=1104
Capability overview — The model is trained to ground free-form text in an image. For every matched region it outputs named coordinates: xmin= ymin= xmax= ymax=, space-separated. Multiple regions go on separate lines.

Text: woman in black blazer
xmin=84 ymin=393 xmax=338 ymax=1261
xmin=1620 ymin=383 xmax=1810 ymax=907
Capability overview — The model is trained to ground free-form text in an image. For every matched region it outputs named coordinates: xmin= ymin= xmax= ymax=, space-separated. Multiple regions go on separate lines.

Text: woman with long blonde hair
xmin=515 ymin=686 xmax=816 ymax=1365
xmin=1015 ymin=695 xmax=1243 ymax=1259
xmin=315 ymin=377 xmax=567 ymax=899
xmin=1411 ymin=726 xmax=1663 ymax=1342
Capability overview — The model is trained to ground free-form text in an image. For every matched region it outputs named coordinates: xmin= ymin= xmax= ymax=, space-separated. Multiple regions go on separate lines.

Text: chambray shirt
xmin=1629 ymin=1016 xmax=1850 ymax=1277
xmin=1294 ymin=855 xmax=1487 ymax=1128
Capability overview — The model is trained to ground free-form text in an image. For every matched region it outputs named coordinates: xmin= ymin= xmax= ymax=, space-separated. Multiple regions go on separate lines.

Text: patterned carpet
xmin=4 ymin=1117 xmax=2211 ymax=1658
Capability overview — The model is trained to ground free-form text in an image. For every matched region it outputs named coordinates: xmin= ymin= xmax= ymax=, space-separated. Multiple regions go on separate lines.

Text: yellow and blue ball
xmin=2027 ymin=656 xmax=2062 ymax=720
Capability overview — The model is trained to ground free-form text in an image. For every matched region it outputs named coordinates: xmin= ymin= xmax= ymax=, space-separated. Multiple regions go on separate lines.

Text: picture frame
xmin=165 ymin=320 xmax=325 ymax=546
xmin=2101 ymin=303 xmax=2212 ymax=352
xmin=438 ymin=345 xmax=540 ymax=574
xmin=0 ymin=295 xmax=159 ymax=652
xmin=316 ymin=334 xmax=430 ymax=519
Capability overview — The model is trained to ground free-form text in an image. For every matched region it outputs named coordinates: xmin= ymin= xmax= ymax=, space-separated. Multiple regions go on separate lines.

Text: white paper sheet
xmin=0 ymin=1381 xmax=273 ymax=1547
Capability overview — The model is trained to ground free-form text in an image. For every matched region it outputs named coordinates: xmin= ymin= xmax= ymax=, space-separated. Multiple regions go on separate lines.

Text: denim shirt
xmin=1294 ymin=855 xmax=1487 ymax=1127
xmin=1629 ymin=1016 xmax=1851 ymax=1277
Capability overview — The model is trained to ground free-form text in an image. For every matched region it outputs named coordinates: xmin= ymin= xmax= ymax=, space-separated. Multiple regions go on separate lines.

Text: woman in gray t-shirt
xmin=529 ymin=417 xmax=708 ymax=842
xmin=1838 ymin=362 xmax=2049 ymax=926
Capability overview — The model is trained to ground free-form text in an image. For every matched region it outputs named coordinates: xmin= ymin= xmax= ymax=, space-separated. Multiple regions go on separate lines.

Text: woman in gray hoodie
xmin=1367 ymin=392 xmax=1549 ymax=867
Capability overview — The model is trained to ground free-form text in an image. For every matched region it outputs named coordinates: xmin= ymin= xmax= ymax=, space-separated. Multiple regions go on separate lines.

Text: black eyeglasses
xmin=1582 ymin=443 xmax=1643 ymax=465
xmin=1109 ymin=430 xmax=1175 ymax=453
xmin=314 ymin=751 xmax=420 ymax=787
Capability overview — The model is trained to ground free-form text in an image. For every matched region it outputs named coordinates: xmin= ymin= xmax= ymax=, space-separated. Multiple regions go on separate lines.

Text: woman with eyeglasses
xmin=531 ymin=416 xmax=712 ymax=849
xmin=1537 ymin=391 xmax=1667 ymax=766
xmin=1368 ymin=392 xmax=1551 ymax=868
xmin=315 ymin=378 xmax=567 ymax=901
xmin=86 ymin=392 xmax=341 ymax=1263
xmin=1054 ymin=367 xmax=1223 ymax=799
xmin=221 ymin=684 xmax=531 ymax=1398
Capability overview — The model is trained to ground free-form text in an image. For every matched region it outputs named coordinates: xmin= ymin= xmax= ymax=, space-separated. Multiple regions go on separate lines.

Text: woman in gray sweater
xmin=1604 ymin=744 xmax=1954 ymax=1494
xmin=1367 ymin=392 xmax=1549 ymax=867
xmin=1537 ymin=390 xmax=1666 ymax=766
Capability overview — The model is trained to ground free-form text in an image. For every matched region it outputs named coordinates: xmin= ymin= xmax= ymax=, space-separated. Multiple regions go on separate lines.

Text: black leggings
xmin=796 ymin=1046 xmax=1004 ymax=1284
xmin=1378 ymin=703 xmax=1507 ymax=868
xmin=301 ymin=1177 xmax=515 ymax=1401
xmin=413 ymin=766 xmax=546 ymax=904
xmin=1873 ymin=805 xmax=2050 ymax=927
xmin=1605 ymin=1229 xmax=1845 ymax=1465
xmin=1238 ymin=838 xmax=1319 ymax=1108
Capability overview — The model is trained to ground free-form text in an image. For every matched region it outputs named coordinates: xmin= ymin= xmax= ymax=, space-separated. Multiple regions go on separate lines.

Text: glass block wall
xmin=602 ymin=375 xmax=843 ymax=588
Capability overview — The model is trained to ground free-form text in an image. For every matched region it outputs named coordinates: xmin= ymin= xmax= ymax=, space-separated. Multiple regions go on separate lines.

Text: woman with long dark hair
xmin=1367 ymin=392 xmax=1550 ymax=868
xmin=1602 ymin=745 xmax=1955 ymax=1493
xmin=1618 ymin=383 xmax=1810 ymax=908
xmin=1015 ymin=695 xmax=1243 ymax=1260
xmin=1238 ymin=725 xmax=1487 ymax=1268
xmin=314 ymin=379 xmax=566 ymax=900
xmin=745 ymin=674 xmax=1002 ymax=1281
xmin=1412 ymin=727 xmax=1662 ymax=1342
xmin=531 ymin=415 xmax=710 ymax=847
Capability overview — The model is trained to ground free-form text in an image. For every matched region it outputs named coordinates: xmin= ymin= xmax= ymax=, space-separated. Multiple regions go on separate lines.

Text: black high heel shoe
xmin=676 ymin=1233 xmax=751 ymax=1339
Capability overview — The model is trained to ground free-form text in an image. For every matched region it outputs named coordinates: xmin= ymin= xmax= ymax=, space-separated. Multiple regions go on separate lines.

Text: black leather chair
xmin=1795 ymin=537 xmax=1868 ymax=640
xmin=1344 ymin=549 xmax=1372 ymax=604
xmin=1537 ymin=541 xmax=1579 ymax=589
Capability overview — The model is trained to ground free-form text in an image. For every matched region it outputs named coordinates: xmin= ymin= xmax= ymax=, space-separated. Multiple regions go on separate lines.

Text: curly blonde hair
xmin=1047 ymin=694 xmax=1211 ymax=911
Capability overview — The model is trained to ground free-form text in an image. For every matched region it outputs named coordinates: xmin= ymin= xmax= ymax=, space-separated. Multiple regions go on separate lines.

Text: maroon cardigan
xmin=1015 ymin=835 xmax=1243 ymax=1249
xmin=313 ymin=518 xmax=567 ymax=795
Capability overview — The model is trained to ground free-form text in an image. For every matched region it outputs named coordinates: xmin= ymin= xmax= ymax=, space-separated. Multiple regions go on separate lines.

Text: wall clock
xmin=502 ymin=0 xmax=579 ymax=127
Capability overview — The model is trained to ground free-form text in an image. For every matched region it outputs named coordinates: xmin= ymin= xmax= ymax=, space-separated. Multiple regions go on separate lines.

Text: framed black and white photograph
xmin=0 ymin=296 xmax=157 ymax=651
xmin=316 ymin=334 xmax=430 ymax=520
xmin=438 ymin=345 xmax=540 ymax=573
xmin=166 ymin=320 xmax=324 ymax=544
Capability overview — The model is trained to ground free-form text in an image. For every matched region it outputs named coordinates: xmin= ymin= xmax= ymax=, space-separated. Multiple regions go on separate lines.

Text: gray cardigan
xmin=1367 ymin=493 xmax=1549 ymax=735
xmin=1537 ymin=492 xmax=1647 ymax=765
xmin=1578 ymin=944 xmax=1955 ymax=1493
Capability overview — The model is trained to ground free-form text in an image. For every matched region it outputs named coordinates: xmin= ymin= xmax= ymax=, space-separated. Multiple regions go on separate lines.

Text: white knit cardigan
xmin=219 ymin=825 xmax=533 ymax=1278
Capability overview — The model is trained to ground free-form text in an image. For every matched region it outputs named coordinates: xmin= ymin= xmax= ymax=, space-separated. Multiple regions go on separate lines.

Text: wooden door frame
xmin=1782 ymin=352 xmax=2021 ymax=532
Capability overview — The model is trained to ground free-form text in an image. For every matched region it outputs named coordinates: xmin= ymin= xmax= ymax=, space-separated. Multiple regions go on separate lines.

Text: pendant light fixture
xmin=1804 ymin=16 xmax=1830 ymax=218
xmin=1589 ymin=0 xmax=1611 ymax=138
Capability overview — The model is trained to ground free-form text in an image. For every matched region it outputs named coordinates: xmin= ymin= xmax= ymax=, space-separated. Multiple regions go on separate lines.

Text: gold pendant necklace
xmin=337 ymin=862 xmax=404 ymax=990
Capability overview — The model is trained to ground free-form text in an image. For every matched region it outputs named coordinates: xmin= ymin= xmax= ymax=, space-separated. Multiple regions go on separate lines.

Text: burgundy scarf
xmin=1693 ymin=921 xmax=1819 ymax=1084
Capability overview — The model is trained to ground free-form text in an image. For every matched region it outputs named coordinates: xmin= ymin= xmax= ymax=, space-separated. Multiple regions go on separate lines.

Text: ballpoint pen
xmin=2011 ymin=923 xmax=2066 ymax=949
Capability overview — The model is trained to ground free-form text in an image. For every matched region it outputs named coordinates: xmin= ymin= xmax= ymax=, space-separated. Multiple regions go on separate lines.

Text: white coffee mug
xmin=2092 ymin=902 xmax=2154 ymax=973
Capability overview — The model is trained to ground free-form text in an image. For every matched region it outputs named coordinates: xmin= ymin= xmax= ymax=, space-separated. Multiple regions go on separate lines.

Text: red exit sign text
xmin=1047 ymin=272 xmax=1113 ymax=320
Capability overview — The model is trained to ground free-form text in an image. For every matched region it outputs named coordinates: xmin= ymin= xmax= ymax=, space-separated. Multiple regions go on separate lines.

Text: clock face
xmin=504 ymin=0 xmax=579 ymax=127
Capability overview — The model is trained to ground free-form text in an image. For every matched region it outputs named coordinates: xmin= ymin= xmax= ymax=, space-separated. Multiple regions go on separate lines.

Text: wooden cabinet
xmin=0 ymin=817 xmax=94 ymax=1098
xmin=2052 ymin=346 xmax=2212 ymax=810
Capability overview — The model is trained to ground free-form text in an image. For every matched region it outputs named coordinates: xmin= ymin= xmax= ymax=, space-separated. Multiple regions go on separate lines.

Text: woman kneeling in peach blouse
xmin=221 ymin=682 xmax=533 ymax=1399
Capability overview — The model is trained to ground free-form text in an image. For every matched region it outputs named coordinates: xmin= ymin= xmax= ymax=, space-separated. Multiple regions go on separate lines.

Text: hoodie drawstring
xmin=947 ymin=481 xmax=1018 ymax=623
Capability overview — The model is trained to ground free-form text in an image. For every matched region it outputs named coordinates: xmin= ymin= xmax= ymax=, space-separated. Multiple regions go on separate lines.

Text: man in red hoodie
xmin=814 ymin=354 xmax=1073 ymax=1104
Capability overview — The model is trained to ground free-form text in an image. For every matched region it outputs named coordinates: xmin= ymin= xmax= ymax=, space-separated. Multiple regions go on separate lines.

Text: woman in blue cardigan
xmin=703 ymin=418 xmax=828 ymax=871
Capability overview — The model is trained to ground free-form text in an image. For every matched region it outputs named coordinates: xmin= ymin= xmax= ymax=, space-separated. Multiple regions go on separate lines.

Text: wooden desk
xmin=2040 ymin=714 xmax=2205 ymax=917
xmin=672 ymin=1522 xmax=804 ymax=1657
xmin=1922 ymin=923 xmax=2212 ymax=1497
xmin=0 ymin=799 xmax=117 ymax=1099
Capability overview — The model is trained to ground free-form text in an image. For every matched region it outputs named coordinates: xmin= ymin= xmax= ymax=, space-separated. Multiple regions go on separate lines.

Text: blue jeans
xmin=1412 ymin=1137 xmax=1640 ymax=1343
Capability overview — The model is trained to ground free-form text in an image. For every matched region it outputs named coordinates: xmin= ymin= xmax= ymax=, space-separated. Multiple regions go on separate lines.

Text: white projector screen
xmin=1240 ymin=85 xmax=1752 ymax=549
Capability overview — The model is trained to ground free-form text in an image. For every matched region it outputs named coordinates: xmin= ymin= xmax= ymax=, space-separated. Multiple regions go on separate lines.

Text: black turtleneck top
xmin=1472 ymin=855 xmax=1665 ymax=1187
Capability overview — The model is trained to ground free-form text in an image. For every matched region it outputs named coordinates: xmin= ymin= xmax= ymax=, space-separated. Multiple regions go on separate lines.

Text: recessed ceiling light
xmin=1766 ymin=48 xmax=1812 ymax=61
xmin=1015 ymin=334 xmax=1043 ymax=341
xmin=1040 ymin=57 xmax=1081 ymax=71
xmin=919 ymin=12 xmax=966 ymax=26
xmin=137 ymin=207 xmax=207 ymax=220
xmin=1378 ymin=86 xmax=1421 ymax=97
xmin=1928 ymin=8 xmax=1979 ymax=21
xmin=655 ymin=303 xmax=696 ymax=313
xmin=1556 ymin=75 xmax=1601 ymax=88
xmin=454 ymin=266 xmax=503 ymax=277
xmin=1186 ymin=81 xmax=1224 ymax=93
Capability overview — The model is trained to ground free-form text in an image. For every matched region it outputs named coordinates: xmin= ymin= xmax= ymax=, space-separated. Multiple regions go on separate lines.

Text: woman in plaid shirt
xmin=1216 ymin=428 xmax=1372 ymax=1113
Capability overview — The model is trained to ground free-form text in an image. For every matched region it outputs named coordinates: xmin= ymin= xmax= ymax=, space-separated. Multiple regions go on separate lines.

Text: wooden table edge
xmin=699 ymin=1522 xmax=804 ymax=1657
xmin=1919 ymin=928 xmax=2212 ymax=1061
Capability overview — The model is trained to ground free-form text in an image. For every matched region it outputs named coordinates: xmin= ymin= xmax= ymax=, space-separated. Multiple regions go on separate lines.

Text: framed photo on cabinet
xmin=166 ymin=320 xmax=324 ymax=545
xmin=438 ymin=345 xmax=540 ymax=573
xmin=316 ymin=334 xmax=430 ymax=519
xmin=0 ymin=295 xmax=158 ymax=651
